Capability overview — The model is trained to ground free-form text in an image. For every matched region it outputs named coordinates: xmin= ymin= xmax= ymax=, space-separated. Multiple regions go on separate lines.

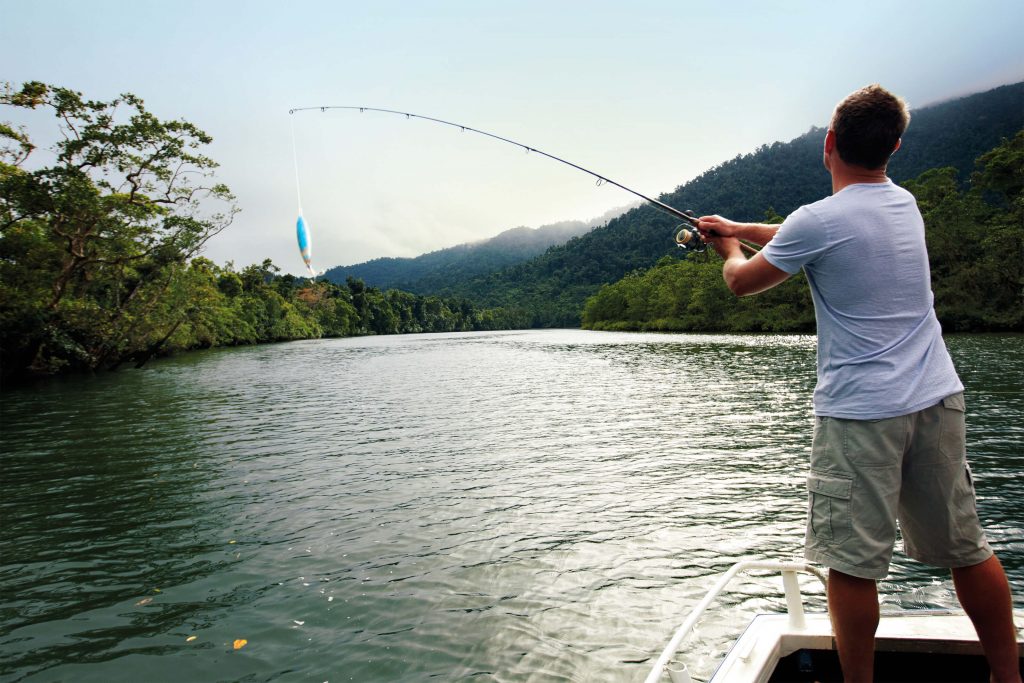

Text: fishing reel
xmin=674 ymin=210 xmax=707 ymax=253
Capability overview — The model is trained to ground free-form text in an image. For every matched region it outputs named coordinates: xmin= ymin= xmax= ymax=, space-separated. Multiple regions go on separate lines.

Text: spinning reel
xmin=674 ymin=210 xmax=707 ymax=253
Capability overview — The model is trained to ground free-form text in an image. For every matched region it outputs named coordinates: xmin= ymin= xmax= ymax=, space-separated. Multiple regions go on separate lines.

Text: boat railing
xmin=645 ymin=560 xmax=829 ymax=683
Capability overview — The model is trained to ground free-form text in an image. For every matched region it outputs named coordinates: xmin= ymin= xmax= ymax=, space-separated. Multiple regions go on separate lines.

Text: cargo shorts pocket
xmin=808 ymin=471 xmax=853 ymax=544
xmin=938 ymin=392 xmax=966 ymax=459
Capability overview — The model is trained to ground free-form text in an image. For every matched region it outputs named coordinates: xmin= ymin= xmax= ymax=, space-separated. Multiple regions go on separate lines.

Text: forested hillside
xmin=581 ymin=131 xmax=1023 ymax=333
xmin=321 ymin=203 xmax=632 ymax=292
xmin=321 ymin=220 xmax=591 ymax=292
xmin=422 ymin=82 xmax=1024 ymax=326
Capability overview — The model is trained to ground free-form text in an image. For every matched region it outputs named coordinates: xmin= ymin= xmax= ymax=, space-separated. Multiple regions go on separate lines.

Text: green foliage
xmin=1 ymin=81 xmax=238 ymax=376
xmin=904 ymin=130 xmax=1023 ymax=331
xmin=581 ymin=250 xmax=815 ymax=333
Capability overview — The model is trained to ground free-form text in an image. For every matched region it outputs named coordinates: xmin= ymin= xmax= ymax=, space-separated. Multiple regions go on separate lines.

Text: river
xmin=1 ymin=330 xmax=1021 ymax=682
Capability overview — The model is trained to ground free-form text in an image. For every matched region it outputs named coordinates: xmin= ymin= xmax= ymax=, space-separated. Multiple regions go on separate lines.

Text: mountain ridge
xmin=322 ymin=203 xmax=635 ymax=292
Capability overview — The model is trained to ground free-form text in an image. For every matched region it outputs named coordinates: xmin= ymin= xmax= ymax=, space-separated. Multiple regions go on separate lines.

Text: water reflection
xmin=1 ymin=330 xmax=1020 ymax=682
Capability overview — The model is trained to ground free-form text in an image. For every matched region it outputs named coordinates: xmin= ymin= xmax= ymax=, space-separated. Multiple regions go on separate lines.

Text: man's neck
xmin=831 ymin=164 xmax=890 ymax=194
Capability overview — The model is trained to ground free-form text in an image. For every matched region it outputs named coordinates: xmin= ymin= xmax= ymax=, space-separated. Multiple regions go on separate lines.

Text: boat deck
xmin=712 ymin=610 xmax=1024 ymax=682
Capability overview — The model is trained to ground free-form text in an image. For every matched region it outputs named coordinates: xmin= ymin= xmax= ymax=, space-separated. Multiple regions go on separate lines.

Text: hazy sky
xmin=4 ymin=0 xmax=1023 ymax=275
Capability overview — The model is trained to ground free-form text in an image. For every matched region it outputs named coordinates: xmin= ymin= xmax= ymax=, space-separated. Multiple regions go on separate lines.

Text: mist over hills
xmin=328 ymin=82 xmax=1023 ymax=326
xmin=322 ymin=204 xmax=635 ymax=292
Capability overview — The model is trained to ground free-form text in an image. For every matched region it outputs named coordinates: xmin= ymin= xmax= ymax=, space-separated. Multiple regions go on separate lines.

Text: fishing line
xmin=289 ymin=113 xmax=304 ymax=214
xmin=287 ymin=105 xmax=757 ymax=255
xmin=290 ymin=114 xmax=316 ymax=277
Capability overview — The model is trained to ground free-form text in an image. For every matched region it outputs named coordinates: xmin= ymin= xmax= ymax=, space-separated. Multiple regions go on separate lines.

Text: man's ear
xmin=892 ymin=138 xmax=902 ymax=155
xmin=824 ymin=129 xmax=836 ymax=154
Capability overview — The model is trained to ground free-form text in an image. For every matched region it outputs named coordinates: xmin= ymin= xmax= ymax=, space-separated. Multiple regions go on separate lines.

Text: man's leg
xmin=952 ymin=554 xmax=1022 ymax=683
xmin=828 ymin=568 xmax=880 ymax=683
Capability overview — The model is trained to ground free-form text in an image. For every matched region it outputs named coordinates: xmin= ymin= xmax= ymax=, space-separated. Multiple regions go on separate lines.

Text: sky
xmin=3 ymin=0 xmax=1023 ymax=276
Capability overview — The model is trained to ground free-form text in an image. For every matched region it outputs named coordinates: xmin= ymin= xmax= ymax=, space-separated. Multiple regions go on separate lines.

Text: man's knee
xmin=829 ymin=568 xmax=878 ymax=589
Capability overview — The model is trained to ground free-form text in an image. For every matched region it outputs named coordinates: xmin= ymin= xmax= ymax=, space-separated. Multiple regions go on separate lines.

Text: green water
xmin=1 ymin=331 xmax=1021 ymax=682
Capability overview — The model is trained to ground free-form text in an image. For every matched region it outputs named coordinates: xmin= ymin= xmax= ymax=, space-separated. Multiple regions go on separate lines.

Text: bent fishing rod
xmin=288 ymin=105 xmax=757 ymax=255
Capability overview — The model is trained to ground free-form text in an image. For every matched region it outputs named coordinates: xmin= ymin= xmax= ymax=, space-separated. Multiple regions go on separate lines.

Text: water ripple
xmin=1 ymin=331 xmax=1020 ymax=682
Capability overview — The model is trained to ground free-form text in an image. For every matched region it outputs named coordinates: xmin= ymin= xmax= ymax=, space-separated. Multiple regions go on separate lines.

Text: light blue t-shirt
xmin=761 ymin=180 xmax=963 ymax=419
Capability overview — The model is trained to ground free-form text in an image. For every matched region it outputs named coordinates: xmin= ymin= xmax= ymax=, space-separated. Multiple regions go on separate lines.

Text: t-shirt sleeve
xmin=760 ymin=205 xmax=828 ymax=275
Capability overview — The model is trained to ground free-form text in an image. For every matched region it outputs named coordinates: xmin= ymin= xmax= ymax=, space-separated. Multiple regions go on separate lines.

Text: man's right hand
xmin=698 ymin=215 xmax=781 ymax=248
xmin=697 ymin=215 xmax=742 ymax=239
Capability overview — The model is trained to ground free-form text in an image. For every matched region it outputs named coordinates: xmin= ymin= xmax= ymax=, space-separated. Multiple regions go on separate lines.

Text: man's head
xmin=828 ymin=85 xmax=910 ymax=170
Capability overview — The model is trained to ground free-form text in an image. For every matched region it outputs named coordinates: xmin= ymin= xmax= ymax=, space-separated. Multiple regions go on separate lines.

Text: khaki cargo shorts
xmin=804 ymin=393 xmax=993 ymax=580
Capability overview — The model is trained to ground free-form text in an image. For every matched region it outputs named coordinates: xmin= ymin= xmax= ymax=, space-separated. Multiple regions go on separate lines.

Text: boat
xmin=644 ymin=560 xmax=1024 ymax=682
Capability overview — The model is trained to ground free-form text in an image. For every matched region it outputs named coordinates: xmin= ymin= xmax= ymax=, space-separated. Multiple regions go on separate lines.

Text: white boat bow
xmin=645 ymin=560 xmax=1024 ymax=683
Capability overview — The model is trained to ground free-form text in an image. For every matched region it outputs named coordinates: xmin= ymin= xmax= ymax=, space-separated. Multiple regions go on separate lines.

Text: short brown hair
xmin=830 ymin=85 xmax=910 ymax=170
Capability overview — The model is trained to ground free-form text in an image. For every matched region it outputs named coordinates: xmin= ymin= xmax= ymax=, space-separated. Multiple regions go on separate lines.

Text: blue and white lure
xmin=290 ymin=116 xmax=317 ymax=278
xmin=296 ymin=213 xmax=315 ymax=278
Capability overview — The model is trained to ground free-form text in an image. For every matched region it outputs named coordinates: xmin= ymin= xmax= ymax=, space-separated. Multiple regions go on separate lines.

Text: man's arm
xmin=710 ymin=237 xmax=791 ymax=296
xmin=697 ymin=215 xmax=779 ymax=247
xmin=698 ymin=215 xmax=790 ymax=296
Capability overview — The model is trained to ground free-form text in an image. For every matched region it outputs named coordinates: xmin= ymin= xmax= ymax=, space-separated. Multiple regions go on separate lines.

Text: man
xmin=698 ymin=84 xmax=1021 ymax=682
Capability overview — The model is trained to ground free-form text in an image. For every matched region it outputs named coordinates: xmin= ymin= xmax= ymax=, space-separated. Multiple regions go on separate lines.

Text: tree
xmin=1 ymin=81 xmax=237 ymax=377
xmin=903 ymin=131 xmax=1024 ymax=331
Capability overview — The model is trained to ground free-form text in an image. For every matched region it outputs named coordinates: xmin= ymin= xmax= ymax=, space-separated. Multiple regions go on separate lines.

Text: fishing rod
xmin=288 ymin=106 xmax=757 ymax=255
